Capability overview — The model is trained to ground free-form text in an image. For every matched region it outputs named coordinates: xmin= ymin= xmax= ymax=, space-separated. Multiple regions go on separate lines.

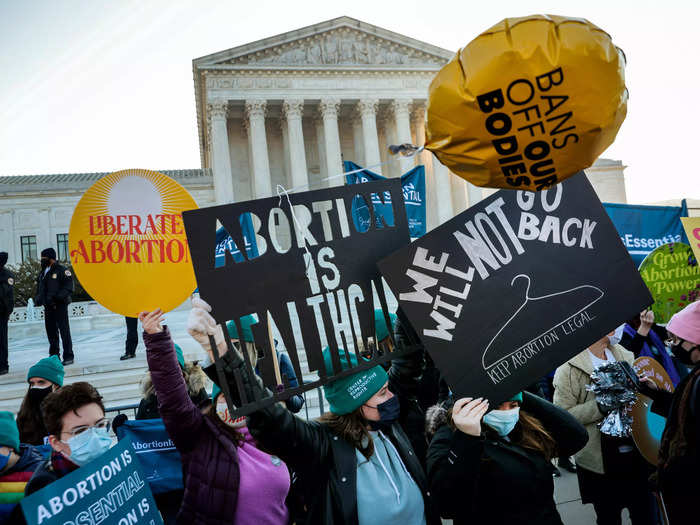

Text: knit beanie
xmin=174 ymin=344 xmax=185 ymax=369
xmin=374 ymin=309 xmax=397 ymax=343
xmin=321 ymin=347 xmax=389 ymax=415
xmin=226 ymin=315 xmax=256 ymax=343
xmin=27 ymin=355 xmax=65 ymax=386
xmin=40 ymin=247 xmax=57 ymax=260
xmin=0 ymin=411 xmax=19 ymax=452
xmin=667 ymin=301 xmax=700 ymax=345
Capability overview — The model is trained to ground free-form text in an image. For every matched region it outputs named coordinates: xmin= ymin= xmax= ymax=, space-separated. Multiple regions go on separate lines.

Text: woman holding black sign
xmin=139 ymin=308 xmax=292 ymax=525
xmin=425 ymin=391 xmax=586 ymax=524
xmin=187 ymin=299 xmax=440 ymax=525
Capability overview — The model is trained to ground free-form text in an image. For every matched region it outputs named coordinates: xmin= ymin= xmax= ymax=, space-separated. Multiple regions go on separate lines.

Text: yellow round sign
xmin=425 ymin=14 xmax=627 ymax=191
xmin=69 ymin=169 xmax=198 ymax=317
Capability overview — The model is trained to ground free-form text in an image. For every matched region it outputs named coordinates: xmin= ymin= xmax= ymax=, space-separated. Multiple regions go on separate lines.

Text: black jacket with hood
xmin=426 ymin=392 xmax=588 ymax=525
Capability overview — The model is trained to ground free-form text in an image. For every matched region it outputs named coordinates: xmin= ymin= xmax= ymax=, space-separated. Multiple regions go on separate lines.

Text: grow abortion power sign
xmin=21 ymin=439 xmax=162 ymax=525
xmin=378 ymin=172 xmax=652 ymax=403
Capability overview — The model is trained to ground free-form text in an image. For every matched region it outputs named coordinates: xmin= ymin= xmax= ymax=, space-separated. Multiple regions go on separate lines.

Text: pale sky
xmin=0 ymin=0 xmax=696 ymax=204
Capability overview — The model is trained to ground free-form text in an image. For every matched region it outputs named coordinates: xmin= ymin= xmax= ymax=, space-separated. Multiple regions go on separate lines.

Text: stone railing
xmin=8 ymin=301 xmax=109 ymax=323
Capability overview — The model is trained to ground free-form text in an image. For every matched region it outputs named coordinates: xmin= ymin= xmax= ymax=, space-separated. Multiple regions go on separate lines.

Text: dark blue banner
xmin=115 ymin=418 xmax=183 ymax=495
xmin=603 ymin=201 xmax=688 ymax=267
xmin=215 ymin=212 xmax=259 ymax=267
xmin=345 ymin=161 xmax=426 ymax=238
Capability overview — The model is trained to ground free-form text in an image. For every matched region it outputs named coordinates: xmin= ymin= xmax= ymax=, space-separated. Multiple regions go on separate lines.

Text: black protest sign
xmin=183 ymin=179 xmax=411 ymax=416
xmin=378 ymin=172 xmax=653 ymax=404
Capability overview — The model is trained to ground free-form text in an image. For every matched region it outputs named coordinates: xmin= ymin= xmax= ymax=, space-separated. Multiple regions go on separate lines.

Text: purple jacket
xmin=145 ymin=328 xmax=240 ymax=524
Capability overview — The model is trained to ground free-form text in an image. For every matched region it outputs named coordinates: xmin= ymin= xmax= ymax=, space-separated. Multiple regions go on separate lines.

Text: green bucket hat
xmin=374 ymin=309 xmax=397 ymax=343
xmin=174 ymin=344 xmax=185 ymax=369
xmin=0 ymin=411 xmax=19 ymax=452
xmin=27 ymin=355 xmax=65 ymax=386
xmin=321 ymin=347 xmax=389 ymax=415
xmin=226 ymin=315 xmax=257 ymax=343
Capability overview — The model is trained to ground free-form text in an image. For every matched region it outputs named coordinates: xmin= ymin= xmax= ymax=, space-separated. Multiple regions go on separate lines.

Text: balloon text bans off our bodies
xmin=183 ymin=179 xmax=413 ymax=417
xmin=475 ymin=68 xmax=578 ymax=190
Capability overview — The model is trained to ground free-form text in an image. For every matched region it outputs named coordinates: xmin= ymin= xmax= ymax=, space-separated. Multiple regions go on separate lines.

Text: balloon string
xmin=276 ymin=184 xmax=313 ymax=276
xmin=282 ymin=143 xmax=425 ymax=194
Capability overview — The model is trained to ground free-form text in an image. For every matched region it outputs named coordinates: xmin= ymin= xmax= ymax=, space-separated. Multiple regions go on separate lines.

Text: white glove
xmin=187 ymin=297 xmax=226 ymax=359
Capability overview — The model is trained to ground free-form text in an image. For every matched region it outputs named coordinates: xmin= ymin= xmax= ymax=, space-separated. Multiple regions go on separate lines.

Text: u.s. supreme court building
xmin=0 ymin=17 xmax=627 ymax=265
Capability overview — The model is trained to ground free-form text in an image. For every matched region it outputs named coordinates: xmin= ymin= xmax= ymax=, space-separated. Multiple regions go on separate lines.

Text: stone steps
xmin=2 ymin=307 xmax=329 ymax=418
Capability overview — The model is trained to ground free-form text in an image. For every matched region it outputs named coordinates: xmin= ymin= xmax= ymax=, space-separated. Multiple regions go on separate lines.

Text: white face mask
xmin=608 ymin=325 xmax=625 ymax=347
xmin=216 ymin=402 xmax=246 ymax=429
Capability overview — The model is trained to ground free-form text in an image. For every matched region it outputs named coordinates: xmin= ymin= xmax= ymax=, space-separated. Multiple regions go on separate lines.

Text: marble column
xmin=283 ymin=99 xmax=308 ymax=191
xmin=319 ymin=99 xmax=343 ymax=186
xmin=314 ymin=116 xmax=327 ymax=181
xmin=279 ymin=117 xmax=290 ymax=183
xmin=467 ymin=182 xmax=484 ymax=207
xmin=450 ymin=175 xmax=469 ymax=215
xmin=357 ymin=99 xmax=382 ymax=175
xmin=351 ymin=114 xmax=364 ymax=166
xmin=245 ymin=99 xmax=272 ymax=198
xmin=207 ymin=100 xmax=235 ymax=204
xmin=391 ymin=99 xmax=413 ymax=145
xmin=411 ymin=102 xmax=438 ymax=230
xmin=433 ymin=159 xmax=455 ymax=225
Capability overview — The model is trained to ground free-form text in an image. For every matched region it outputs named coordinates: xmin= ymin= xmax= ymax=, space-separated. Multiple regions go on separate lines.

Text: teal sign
xmin=21 ymin=439 xmax=163 ymax=525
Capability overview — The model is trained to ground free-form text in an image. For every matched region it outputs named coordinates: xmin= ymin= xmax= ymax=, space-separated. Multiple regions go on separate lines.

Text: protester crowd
xmin=0 ymin=287 xmax=698 ymax=524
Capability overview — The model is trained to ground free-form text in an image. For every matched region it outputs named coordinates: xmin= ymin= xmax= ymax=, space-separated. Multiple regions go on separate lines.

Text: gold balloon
xmin=425 ymin=15 xmax=627 ymax=191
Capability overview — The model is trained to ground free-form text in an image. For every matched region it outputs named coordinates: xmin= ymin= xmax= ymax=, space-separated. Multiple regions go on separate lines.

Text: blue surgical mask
xmin=0 ymin=451 xmax=10 ymax=472
xmin=483 ymin=407 xmax=520 ymax=437
xmin=66 ymin=427 xmax=112 ymax=466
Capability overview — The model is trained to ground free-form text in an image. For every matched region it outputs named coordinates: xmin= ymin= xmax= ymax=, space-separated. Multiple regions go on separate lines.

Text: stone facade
xmin=0 ymin=170 xmax=214 ymax=266
xmin=0 ymin=17 xmax=629 ymax=267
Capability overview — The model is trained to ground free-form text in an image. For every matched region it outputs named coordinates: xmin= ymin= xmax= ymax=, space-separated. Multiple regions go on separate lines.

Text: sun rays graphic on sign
xmin=69 ymin=169 xmax=199 ymax=316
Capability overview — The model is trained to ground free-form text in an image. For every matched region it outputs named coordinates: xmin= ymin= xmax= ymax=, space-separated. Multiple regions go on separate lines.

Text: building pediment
xmin=194 ymin=17 xmax=453 ymax=70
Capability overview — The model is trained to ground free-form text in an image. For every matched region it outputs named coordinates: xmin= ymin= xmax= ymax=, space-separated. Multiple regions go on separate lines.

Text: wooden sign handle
xmin=267 ymin=312 xmax=282 ymax=386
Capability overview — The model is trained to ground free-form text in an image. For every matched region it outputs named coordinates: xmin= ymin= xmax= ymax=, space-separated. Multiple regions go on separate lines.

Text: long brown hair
xmin=16 ymin=393 xmax=48 ymax=446
xmin=508 ymin=410 xmax=557 ymax=461
xmin=318 ymin=408 xmax=375 ymax=459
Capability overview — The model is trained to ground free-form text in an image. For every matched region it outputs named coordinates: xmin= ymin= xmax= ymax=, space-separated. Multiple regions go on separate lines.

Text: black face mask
xmin=365 ymin=395 xmax=401 ymax=431
xmin=40 ymin=258 xmax=50 ymax=270
xmin=28 ymin=386 xmax=52 ymax=405
xmin=671 ymin=342 xmax=697 ymax=366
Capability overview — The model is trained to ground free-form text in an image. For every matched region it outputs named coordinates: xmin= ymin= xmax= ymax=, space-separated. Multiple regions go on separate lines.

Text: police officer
xmin=0 ymin=252 xmax=13 ymax=375
xmin=35 ymin=248 xmax=74 ymax=365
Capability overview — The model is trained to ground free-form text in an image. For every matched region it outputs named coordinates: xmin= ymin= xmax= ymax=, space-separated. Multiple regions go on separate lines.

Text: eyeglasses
xmin=61 ymin=418 xmax=111 ymax=438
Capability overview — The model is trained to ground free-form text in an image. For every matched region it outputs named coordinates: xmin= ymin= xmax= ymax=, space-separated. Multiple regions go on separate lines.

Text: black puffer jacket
xmin=426 ymin=392 xmax=587 ymax=525
xmin=205 ymin=343 xmax=441 ymax=525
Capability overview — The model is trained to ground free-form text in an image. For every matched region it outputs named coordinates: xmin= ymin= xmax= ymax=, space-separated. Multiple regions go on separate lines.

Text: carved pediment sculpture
xmin=221 ymin=30 xmax=448 ymax=67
